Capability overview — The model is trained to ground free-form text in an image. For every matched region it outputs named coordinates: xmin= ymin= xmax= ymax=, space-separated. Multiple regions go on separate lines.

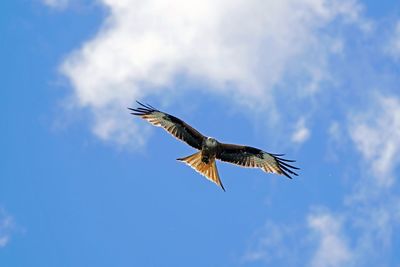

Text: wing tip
xmin=219 ymin=182 xmax=226 ymax=191
xmin=135 ymin=100 xmax=159 ymax=111
xmin=129 ymin=101 xmax=159 ymax=117
xmin=272 ymin=154 xmax=299 ymax=179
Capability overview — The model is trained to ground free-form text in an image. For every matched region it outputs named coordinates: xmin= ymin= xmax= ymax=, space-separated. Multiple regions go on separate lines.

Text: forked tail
xmin=177 ymin=152 xmax=225 ymax=191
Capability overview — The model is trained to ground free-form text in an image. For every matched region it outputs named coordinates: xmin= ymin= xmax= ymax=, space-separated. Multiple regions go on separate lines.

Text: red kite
xmin=129 ymin=102 xmax=299 ymax=191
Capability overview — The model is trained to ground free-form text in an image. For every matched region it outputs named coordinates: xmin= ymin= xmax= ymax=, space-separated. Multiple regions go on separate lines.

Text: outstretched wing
xmin=129 ymin=101 xmax=205 ymax=150
xmin=216 ymin=143 xmax=299 ymax=179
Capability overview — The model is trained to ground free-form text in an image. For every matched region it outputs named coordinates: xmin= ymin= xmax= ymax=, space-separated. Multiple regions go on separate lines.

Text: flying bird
xmin=129 ymin=101 xmax=299 ymax=191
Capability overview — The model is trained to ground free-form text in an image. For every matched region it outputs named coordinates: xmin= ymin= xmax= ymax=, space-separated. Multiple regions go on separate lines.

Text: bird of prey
xmin=129 ymin=101 xmax=299 ymax=191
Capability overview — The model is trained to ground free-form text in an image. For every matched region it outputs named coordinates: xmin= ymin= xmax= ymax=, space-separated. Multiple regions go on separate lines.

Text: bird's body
xmin=201 ymin=137 xmax=218 ymax=164
xmin=129 ymin=102 xmax=299 ymax=191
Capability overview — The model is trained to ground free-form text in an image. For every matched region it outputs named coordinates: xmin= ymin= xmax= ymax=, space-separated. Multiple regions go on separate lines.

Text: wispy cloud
xmin=0 ymin=208 xmax=15 ymax=248
xmin=244 ymin=91 xmax=400 ymax=266
xmin=58 ymin=0 xmax=366 ymax=145
xmin=242 ymin=220 xmax=305 ymax=265
xmin=342 ymin=92 xmax=400 ymax=265
xmin=291 ymin=117 xmax=311 ymax=145
xmin=386 ymin=21 xmax=400 ymax=60
xmin=42 ymin=0 xmax=69 ymax=9
xmin=242 ymin=210 xmax=352 ymax=267
xmin=308 ymin=210 xmax=352 ymax=267
xmin=328 ymin=121 xmax=342 ymax=142
xmin=349 ymin=93 xmax=400 ymax=188
xmin=317 ymin=93 xmax=400 ymax=265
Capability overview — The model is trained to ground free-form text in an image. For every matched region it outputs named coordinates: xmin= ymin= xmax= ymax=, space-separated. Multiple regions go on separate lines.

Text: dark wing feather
xmin=129 ymin=101 xmax=205 ymax=150
xmin=216 ymin=143 xmax=299 ymax=179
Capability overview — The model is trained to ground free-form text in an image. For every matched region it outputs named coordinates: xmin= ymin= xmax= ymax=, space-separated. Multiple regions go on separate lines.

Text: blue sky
xmin=2 ymin=0 xmax=400 ymax=266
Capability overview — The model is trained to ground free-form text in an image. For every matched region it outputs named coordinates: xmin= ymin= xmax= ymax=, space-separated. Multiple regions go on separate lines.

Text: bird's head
xmin=205 ymin=137 xmax=218 ymax=147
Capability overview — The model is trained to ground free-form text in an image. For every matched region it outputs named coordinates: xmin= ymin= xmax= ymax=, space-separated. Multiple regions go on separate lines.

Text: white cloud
xmin=291 ymin=117 xmax=311 ymax=144
xmin=349 ymin=93 xmax=400 ymax=187
xmin=308 ymin=211 xmax=352 ymax=267
xmin=60 ymin=0 xmax=365 ymax=145
xmin=0 ymin=208 xmax=14 ymax=248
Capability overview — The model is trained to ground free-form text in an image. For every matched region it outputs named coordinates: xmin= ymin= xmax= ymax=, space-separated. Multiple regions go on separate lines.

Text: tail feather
xmin=177 ymin=152 xmax=225 ymax=191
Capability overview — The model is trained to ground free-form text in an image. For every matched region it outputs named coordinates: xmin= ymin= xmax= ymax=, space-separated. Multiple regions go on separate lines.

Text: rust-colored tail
xmin=177 ymin=152 xmax=225 ymax=191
